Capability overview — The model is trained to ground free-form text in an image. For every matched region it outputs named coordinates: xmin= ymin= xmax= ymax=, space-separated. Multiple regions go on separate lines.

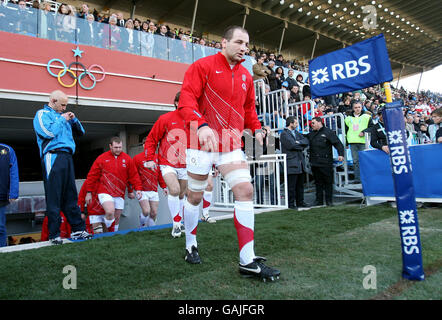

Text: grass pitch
xmin=0 ymin=203 xmax=440 ymax=300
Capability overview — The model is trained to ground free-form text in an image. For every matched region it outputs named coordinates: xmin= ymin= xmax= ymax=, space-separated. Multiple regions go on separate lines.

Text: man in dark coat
xmin=306 ymin=117 xmax=345 ymax=206
xmin=266 ymin=60 xmax=279 ymax=91
xmin=285 ymin=69 xmax=298 ymax=91
xmin=370 ymin=109 xmax=389 ymax=154
xmin=280 ymin=116 xmax=309 ymax=210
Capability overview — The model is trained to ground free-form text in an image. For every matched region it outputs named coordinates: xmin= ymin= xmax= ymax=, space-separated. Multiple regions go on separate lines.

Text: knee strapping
xmin=93 ymin=225 xmax=103 ymax=234
xmin=187 ymin=176 xmax=208 ymax=192
xmin=223 ymin=169 xmax=251 ymax=188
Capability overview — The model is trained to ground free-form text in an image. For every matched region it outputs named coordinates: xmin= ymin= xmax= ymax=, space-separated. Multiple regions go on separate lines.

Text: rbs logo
xmin=311 ymin=55 xmax=371 ymax=85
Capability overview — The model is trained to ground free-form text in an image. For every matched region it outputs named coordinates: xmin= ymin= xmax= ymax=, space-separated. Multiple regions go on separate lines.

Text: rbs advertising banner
xmin=309 ymin=34 xmax=393 ymax=98
xmin=382 ymin=101 xmax=425 ymax=281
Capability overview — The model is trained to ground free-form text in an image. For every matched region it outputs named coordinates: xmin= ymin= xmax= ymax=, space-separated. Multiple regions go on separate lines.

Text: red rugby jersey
xmin=144 ymin=110 xmax=187 ymax=168
xmin=85 ymin=150 xmax=142 ymax=198
xmin=133 ymin=152 xmax=166 ymax=192
xmin=178 ymin=52 xmax=262 ymax=152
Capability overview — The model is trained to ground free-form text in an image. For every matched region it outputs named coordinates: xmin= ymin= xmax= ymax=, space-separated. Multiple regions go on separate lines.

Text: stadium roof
xmin=96 ymin=0 xmax=442 ymax=80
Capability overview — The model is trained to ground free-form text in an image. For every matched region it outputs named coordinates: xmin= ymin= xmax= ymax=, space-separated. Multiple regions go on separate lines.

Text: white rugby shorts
xmin=186 ymin=149 xmax=247 ymax=175
xmin=160 ymin=165 xmax=188 ymax=180
xmin=98 ymin=193 xmax=125 ymax=210
xmin=139 ymin=190 xmax=159 ymax=202
xmin=88 ymin=214 xmax=105 ymax=225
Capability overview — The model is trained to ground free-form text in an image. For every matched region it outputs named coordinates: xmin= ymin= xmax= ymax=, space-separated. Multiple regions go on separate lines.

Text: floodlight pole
xmin=190 ymin=0 xmax=199 ymax=37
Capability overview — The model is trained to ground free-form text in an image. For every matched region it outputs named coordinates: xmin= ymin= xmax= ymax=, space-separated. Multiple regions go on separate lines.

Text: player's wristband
xmin=198 ymin=123 xmax=209 ymax=130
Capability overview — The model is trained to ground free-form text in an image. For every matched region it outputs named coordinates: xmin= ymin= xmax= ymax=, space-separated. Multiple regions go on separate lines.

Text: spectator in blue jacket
xmin=0 ymin=143 xmax=19 ymax=247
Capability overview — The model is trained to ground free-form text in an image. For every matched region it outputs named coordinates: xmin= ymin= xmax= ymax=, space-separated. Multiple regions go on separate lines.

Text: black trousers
xmin=41 ymin=151 xmax=85 ymax=239
xmin=287 ymin=173 xmax=304 ymax=207
xmin=311 ymin=166 xmax=334 ymax=204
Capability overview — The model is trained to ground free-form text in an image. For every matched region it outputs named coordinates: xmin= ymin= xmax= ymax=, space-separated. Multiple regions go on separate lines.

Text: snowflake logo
xmin=311 ymin=67 xmax=330 ymax=85
xmin=388 ymin=130 xmax=403 ymax=144
xmin=400 ymin=210 xmax=415 ymax=224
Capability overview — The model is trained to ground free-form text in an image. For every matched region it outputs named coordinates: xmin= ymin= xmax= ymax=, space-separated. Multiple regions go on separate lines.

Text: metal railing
xmin=285 ymin=100 xmax=315 ymax=134
xmin=256 ymin=88 xmax=291 ymax=134
xmin=213 ymin=153 xmax=288 ymax=209
xmin=321 ymin=113 xmax=349 ymax=187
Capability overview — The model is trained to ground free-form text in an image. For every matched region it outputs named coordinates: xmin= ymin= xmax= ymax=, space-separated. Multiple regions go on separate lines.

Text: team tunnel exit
xmin=0 ymin=95 xmax=174 ymax=237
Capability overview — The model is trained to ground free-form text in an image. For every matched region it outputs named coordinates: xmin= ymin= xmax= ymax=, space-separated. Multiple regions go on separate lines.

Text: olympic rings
xmin=47 ymin=58 xmax=67 ymax=77
xmin=67 ymin=62 xmax=87 ymax=79
xmin=47 ymin=56 xmax=105 ymax=90
xmin=88 ymin=64 xmax=106 ymax=82
xmin=57 ymin=69 xmax=77 ymax=88
xmin=78 ymin=72 xmax=96 ymax=90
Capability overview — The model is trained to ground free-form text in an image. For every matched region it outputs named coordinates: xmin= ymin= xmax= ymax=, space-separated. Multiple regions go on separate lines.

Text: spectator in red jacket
xmin=133 ymin=150 xmax=167 ymax=228
xmin=84 ymin=136 xmax=142 ymax=232
xmin=144 ymin=92 xmax=188 ymax=238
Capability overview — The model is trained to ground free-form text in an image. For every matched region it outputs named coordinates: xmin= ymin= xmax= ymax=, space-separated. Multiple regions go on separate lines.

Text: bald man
xmin=33 ymin=90 xmax=92 ymax=244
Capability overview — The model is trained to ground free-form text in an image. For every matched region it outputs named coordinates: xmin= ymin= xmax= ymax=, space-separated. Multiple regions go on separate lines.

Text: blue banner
xmin=382 ymin=101 xmax=424 ymax=281
xmin=309 ymin=34 xmax=393 ymax=98
xmin=360 ymin=144 xmax=442 ymax=199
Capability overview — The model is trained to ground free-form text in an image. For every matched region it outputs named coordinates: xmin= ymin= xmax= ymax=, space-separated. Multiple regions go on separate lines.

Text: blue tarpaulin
xmin=360 ymin=143 xmax=442 ymax=199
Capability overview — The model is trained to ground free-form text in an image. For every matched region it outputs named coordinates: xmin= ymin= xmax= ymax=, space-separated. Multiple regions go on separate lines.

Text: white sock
xmin=184 ymin=199 xmax=200 ymax=252
xmin=233 ymin=201 xmax=256 ymax=265
xmin=104 ymin=218 xmax=115 ymax=229
xmin=114 ymin=224 xmax=119 ymax=232
xmin=168 ymin=195 xmax=181 ymax=223
xmin=202 ymin=191 xmax=212 ymax=218
xmin=179 ymin=196 xmax=186 ymax=220
xmin=139 ymin=213 xmax=147 ymax=227
xmin=147 ymin=216 xmax=156 ymax=227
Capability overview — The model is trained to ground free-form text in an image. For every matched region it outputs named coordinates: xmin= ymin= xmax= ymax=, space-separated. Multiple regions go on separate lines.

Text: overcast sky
xmin=397 ymin=64 xmax=442 ymax=94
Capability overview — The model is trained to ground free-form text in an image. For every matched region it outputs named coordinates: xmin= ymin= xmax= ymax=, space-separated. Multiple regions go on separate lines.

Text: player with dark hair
xmin=177 ymin=25 xmax=280 ymax=281
xmin=84 ymin=136 xmax=142 ymax=232
xmin=144 ymin=92 xmax=188 ymax=238
xmin=133 ymin=145 xmax=167 ymax=228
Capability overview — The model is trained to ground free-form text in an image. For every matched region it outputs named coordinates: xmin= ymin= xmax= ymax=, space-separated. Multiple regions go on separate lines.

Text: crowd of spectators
xmin=2 ymin=0 xmax=440 ymax=144
xmin=252 ymin=49 xmax=442 ymax=148
xmin=253 ymin=58 xmax=442 ymax=148
xmin=249 ymin=51 xmax=308 ymax=73
xmin=0 ymin=0 xmax=309 ymax=70
xmin=0 ymin=1 xmax=223 ymax=58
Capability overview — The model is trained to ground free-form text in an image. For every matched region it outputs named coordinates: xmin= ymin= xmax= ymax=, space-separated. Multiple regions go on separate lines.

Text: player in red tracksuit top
xmin=144 ymin=92 xmax=189 ymax=238
xmin=133 ymin=151 xmax=167 ymax=228
xmin=77 ymin=178 xmax=117 ymax=234
xmin=84 ymin=136 xmax=142 ymax=232
xmin=177 ymin=26 xmax=280 ymax=281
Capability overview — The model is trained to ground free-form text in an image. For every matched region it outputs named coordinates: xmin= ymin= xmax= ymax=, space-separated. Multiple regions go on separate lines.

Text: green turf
xmin=0 ymin=203 xmax=440 ymax=300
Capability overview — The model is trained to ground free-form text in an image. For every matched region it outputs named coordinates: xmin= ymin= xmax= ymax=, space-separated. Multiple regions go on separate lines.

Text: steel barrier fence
xmin=213 ymin=154 xmax=288 ymax=209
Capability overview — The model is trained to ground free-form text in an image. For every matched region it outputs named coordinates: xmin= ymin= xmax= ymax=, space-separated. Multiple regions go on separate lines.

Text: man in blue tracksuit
xmin=0 ymin=143 xmax=19 ymax=247
xmin=33 ymin=90 xmax=92 ymax=244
